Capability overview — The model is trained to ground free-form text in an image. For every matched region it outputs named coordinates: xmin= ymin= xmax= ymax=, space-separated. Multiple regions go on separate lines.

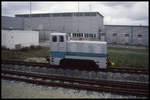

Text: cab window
xmin=52 ymin=36 xmax=57 ymax=42
xmin=59 ymin=36 xmax=64 ymax=42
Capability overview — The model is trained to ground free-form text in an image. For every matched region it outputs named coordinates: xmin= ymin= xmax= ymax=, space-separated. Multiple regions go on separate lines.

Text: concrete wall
xmin=104 ymin=25 xmax=149 ymax=46
xmin=39 ymin=30 xmax=54 ymax=41
xmin=2 ymin=16 xmax=24 ymax=30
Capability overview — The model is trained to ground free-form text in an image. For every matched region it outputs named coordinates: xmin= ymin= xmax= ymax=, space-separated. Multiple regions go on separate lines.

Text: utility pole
xmin=30 ymin=1 xmax=32 ymax=30
xmin=77 ymin=1 xmax=79 ymax=33
xmin=89 ymin=4 xmax=91 ymax=40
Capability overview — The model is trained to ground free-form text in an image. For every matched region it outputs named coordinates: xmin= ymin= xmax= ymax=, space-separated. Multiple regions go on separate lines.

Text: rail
xmin=2 ymin=60 xmax=148 ymax=75
xmin=1 ymin=69 xmax=149 ymax=97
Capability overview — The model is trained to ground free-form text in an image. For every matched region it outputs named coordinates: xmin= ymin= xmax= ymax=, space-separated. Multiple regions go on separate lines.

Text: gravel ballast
xmin=2 ymin=64 xmax=148 ymax=83
xmin=1 ymin=80 xmax=89 ymax=98
xmin=2 ymin=79 xmax=146 ymax=99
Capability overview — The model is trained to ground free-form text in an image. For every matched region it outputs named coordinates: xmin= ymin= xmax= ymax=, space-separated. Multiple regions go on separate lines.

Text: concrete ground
xmin=1 ymin=80 xmax=90 ymax=99
xmin=2 ymin=79 xmax=141 ymax=99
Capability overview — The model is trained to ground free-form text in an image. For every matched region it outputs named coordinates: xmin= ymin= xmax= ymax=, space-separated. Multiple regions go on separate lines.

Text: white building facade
xmin=2 ymin=30 xmax=39 ymax=49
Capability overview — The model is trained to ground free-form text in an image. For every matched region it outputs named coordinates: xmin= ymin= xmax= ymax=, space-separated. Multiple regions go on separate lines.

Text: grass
xmin=108 ymin=52 xmax=148 ymax=68
xmin=108 ymin=46 xmax=148 ymax=53
xmin=1 ymin=46 xmax=50 ymax=60
xmin=1 ymin=45 xmax=149 ymax=69
xmin=107 ymin=45 xmax=149 ymax=68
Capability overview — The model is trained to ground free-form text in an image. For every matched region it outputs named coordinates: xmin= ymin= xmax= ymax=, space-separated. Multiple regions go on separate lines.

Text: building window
xmin=42 ymin=14 xmax=49 ymax=17
xmin=137 ymin=34 xmax=142 ymax=38
xmin=113 ymin=33 xmax=117 ymax=36
xmin=75 ymin=13 xmax=83 ymax=16
xmin=125 ymin=34 xmax=129 ymax=37
xmin=99 ymin=29 xmax=101 ymax=33
xmin=85 ymin=13 xmax=90 ymax=16
xmin=32 ymin=14 xmax=41 ymax=17
xmin=62 ymin=13 xmax=73 ymax=17
xmin=52 ymin=13 xmax=61 ymax=17
xmin=101 ymin=33 xmax=105 ymax=36
xmin=94 ymin=34 xmax=96 ymax=38
xmin=59 ymin=36 xmax=64 ymax=42
xmin=89 ymin=13 xmax=96 ymax=16
xmin=52 ymin=36 xmax=57 ymax=42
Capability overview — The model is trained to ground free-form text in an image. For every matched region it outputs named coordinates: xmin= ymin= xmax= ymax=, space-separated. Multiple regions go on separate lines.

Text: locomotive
xmin=49 ymin=32 xmax=113 ymax=70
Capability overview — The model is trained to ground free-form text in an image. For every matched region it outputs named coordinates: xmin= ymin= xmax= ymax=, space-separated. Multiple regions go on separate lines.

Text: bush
xmin=30 ymin=45 xmax=42 ymax=50
xmin=19 ymin=47 xmax=30 ymax=52
xmin=36 ymin=46 xmax=42 ymax=49
xmin=2 ymin=46 xmax=9 ymax=50
xmin=30 ymin=45 xmax=36 ymax=49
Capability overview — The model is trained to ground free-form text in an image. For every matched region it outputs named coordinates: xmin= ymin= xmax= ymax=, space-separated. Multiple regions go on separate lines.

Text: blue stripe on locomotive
xmin=50 ymin=51 xmax=107 ymax=58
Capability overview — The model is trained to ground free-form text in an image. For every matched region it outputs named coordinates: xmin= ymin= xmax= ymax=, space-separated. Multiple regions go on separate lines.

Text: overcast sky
xmin=2 ymin=1 xmax=149 ymax=26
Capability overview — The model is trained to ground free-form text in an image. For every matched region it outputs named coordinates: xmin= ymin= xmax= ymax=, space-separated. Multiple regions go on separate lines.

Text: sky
xmin=1 ymin=1 xmax=149 ymax=26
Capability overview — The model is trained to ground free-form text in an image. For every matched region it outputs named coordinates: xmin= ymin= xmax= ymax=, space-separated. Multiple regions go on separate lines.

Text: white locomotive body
xmin=50 ymin=32 xmax=107 ymax=69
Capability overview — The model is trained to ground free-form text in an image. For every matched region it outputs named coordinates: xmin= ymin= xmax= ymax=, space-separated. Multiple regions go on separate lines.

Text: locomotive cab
xmin=50 ymin=33 xmax=67 ymax=65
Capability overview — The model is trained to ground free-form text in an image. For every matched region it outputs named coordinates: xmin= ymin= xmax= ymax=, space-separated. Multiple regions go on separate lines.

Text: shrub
xmin=30 ymin=45 xmax=36 ymax=49
xmin=36 ymin=46 xmax=42 ymax=49
xmin=20 ymin=47 xmax=29 ymax=52
xmin=2 ymin=46 xmax=9 ymax=50
xmin=30 ymin=45 xmax=42 ymax=50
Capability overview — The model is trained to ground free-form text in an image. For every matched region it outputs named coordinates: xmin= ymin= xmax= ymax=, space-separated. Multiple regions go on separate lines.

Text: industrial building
xmin=2 ymin=16 xmax=24 ymax=30
xmin=1 ymin=12 xmax=149 ymax=46
xmin=103 ymin=25 xmax=149 ymax=46
xmin=2 ymin=12 xmax=104 ymax=41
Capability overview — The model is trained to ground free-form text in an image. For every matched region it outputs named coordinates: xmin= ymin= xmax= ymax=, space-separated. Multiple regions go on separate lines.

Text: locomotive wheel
xmin=60 ymin=58 xmax=100 ymax=71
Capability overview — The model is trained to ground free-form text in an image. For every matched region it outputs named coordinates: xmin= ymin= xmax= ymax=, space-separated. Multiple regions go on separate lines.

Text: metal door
xmin=50 ymin=35 xmax=58 ymax=51
xmin=57 ymin=35 xmax=66 ymax=52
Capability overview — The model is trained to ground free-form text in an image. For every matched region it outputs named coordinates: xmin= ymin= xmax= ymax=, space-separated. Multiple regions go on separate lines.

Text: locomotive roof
xmin=69 ymin=40 xmax=107 ymax=44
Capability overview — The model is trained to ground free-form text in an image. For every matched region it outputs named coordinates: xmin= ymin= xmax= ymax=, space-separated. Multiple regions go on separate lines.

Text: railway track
xmin=108 ymin=67 xmax=148 ymax=74
xmin=1 ymin=60 xmax=148 ymax=75
xmin=1 ymin=69 xmax=149 ymax=97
